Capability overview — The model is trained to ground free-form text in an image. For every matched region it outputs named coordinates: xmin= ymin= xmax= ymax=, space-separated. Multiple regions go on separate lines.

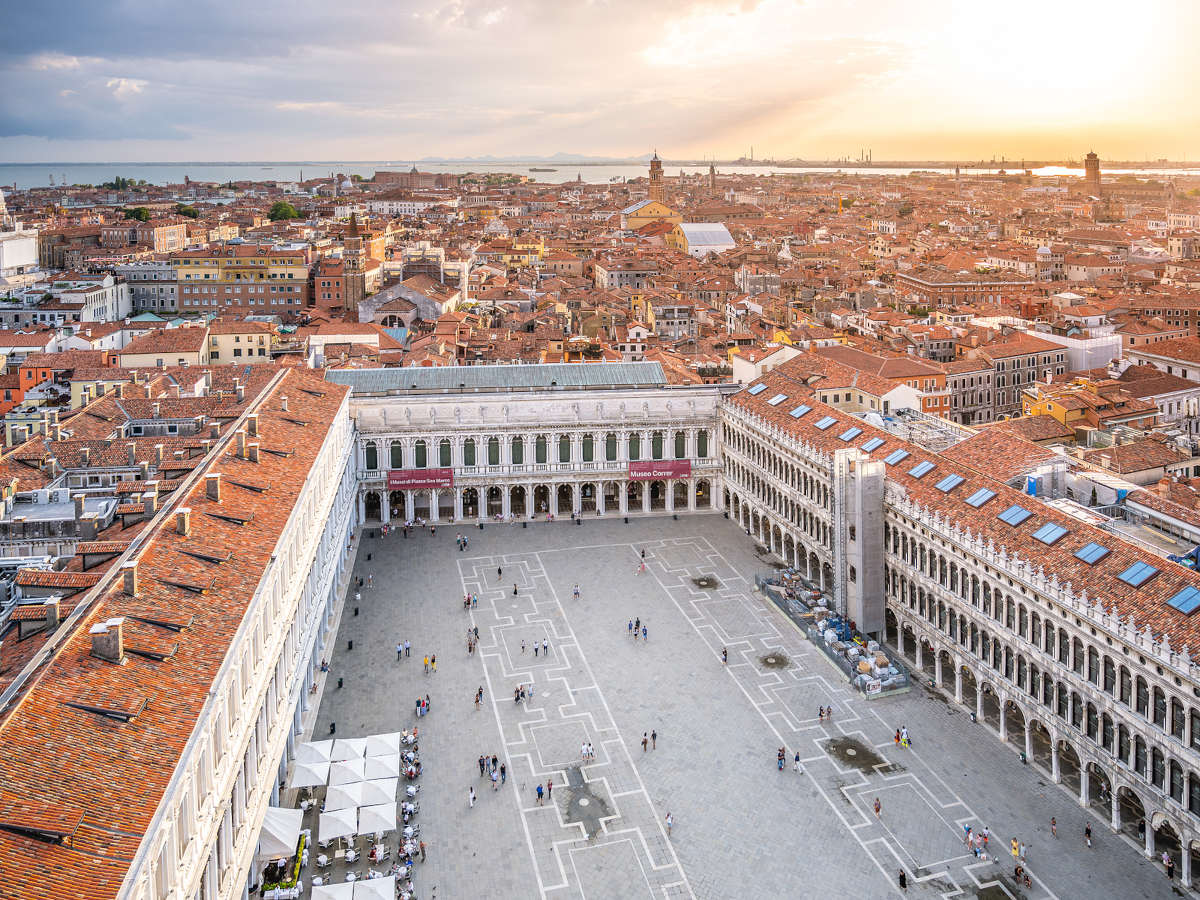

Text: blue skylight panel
xmin=1118 ymin=561 xmax=1159 ymax=587
xmin=746 ymin=383 xmax=767 ymax=395
xmin=1074 ymin=542 xmax=1110 ymax=565
xmin=935 ymin=474 xmax=964 ymax=493
xmin=997 ymin=504 xmax=1033 ymax=526
xmin=814 ymin=416 xmax=837 ymax=430
xmin=964 ymin=488 xmax=996 ymax=508
xmin=1032 ymin=522 xmax=1069 ymax=546
xmin=838 ymin=427 xmax=863 ymax=442
xmin=1168 ymin=586 xmax=1200 ymax=615
xmin=861 ymin=437 xmax=885 ymax=453
xmin=909 ymin=460 xmax=935 ymax=479
xmin=766 ymin=393 xmax=788 ymax=406
xmin=884 ymin=449 xmax=910 ymax=466
xmin=789 ymin=405 xmax=812 ymax=419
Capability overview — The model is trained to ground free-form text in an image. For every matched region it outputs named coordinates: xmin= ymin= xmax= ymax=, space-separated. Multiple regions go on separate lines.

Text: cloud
xmin=105 ymin=77 xmax=147 ymax=99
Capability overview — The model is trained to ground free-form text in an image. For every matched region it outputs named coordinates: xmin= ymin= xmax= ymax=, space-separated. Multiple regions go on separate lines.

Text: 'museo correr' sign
xmin=388 ymin=468 xmax=454 ymax=490
xmin=628 ymin=461 xmax=691 ymax=481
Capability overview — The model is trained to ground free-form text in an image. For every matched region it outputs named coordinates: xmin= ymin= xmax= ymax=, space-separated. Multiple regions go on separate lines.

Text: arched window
xmin=558 ymin=435 xmax=571 ymax=463
xmin=1153 ymin=687 xmax=1167 ymax=728
xmin=1136 ymin=677 xmax=1149 ymax=716
xmin=582 ymin=434 xmax=594 ymax=462
xmin=365 ymin=441 xmax=378 ymax=470
xmin=651 ymin=431 xmax=664 ymax=460
xmin=390 ymin=441 xmax=404 ymax=469
xmin=488 ymin=437 xmax=500 ymax=466
xmin=511 ymin=437 xmax=524 ymax=465
xmin=536 ymin=435 xmax=547 ymax=464
xmin=674 ymin=431 xmax=686 ymax=459
xmin=605 ymin=433 xmax=617 ymax=461
xmin=697 ymin=429 xmax=709 ymax=457
xmin=414 ymin=440 xmax=427 ymax=469
xmin=463 ymin=438 xmax=476 ymax=467
xmin=439 ymin=439 xmax=451 ymax=467
xmin=629 ymin=434 xmax=640 ymax=461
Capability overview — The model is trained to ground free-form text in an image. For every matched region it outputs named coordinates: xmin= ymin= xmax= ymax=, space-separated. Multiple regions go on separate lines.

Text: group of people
xmin=817 ymin=705 xmax=834 ymax=722
xmin=455 ymin=533 xmax=471 ymax=551
xmin=520 ymin=638 xmax=550 ymax=657
xmin=626 ymin=617 xmax=649 ymax=641
xmin=476 ymin=754 xmax=506 ymax=792
xmin=414 ymin=694 xmax=431 ymax=718
xmin=776 ymin=747 xmax=802 ymax=772
xmin=466 ymin=626 xmax=479 ymax=653
xmin=462 ymin=593 xmax=479 ymax=610
xmin=512 ymin=683 xmax=534 ymax=704
xmin=893 ymin=725 xmax=910 ymax=748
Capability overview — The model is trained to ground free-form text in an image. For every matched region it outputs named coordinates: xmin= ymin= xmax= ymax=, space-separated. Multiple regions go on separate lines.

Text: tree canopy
xmin=175 ymin=204 xmax=200 ymax=218
xmin=268 ymin=201 xmax=300 ymax=221
xmin=124 ymin=206 xmax=152 ymax=222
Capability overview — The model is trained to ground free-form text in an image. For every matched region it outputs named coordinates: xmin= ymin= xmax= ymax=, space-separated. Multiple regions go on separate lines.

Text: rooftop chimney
xmin=154 ymin=443 xmax=164 ymax=466
xmin=43 ymin=597 xmax=60 ymax=631
xmin=89 ymin=616 xmax=125 ymax=663
xmin=139 ymin=460 xmax=150 ymax=480
xmin=80 ymin=446 xmax=90 ymax=466
xmin=115 ymin=383 xmax=124 ymax=398
xmin=143 ymin=491 xmax=157 ymax=516
xmin=50 ymin=423 xmax=61 ymax=441
xmin=248 ymin=443 xmax=260 ymax=463
xmin=210 ymin=423 xmax=220 ymax=439
xmin=152 ymin=402 xmax=161 ymax=418
xmin=122 ymin=562 xmax=138 ymax=596
xmin=236 ymin=383 xmax=245 ymax=402
xmin=79 ymin=513 xmax=99 ymax=542
xmin=205 ymin=473 xmax=222 ymax=503
xmin=281 ymin=396 xmax=289 ymax=412
xmin=126 ymin=442 xmax=136 ymax=466
xmin=73 ymin=494 xmax=85 ymax=520
xmin=236 ymin=430 xmax=246 ymax=459
xmin=176 ymin=507 xmax=191 ymax=536
xmin=247 ymin=414 xmax=259 ymax=437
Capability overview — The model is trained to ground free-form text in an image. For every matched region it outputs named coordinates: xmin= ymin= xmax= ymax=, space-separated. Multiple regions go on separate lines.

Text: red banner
xmin=388 ymin=468 xmax=454 ymax=490
xmin=628 ymin=460 xmax=691 ymax=481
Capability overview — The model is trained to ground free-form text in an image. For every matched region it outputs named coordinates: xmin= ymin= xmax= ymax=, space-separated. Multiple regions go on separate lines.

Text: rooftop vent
xmin=247 ymin=414 xmax=259 ymax=437
xmin=176 ymin=507 xmax=191 ymax=536
xmin=281 ymin=396 xmax=289 ymax=412
xmin=122 ymin=561 xmax=138 ymax=596
xmin=205 ymin=473 xmax=222 ymax=503
xmin=89 ymin=616 xmax=126 ymax=663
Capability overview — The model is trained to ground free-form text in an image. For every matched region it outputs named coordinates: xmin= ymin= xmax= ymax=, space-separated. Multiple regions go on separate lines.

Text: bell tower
xmin=343 ymin=212 xmax=367 ymax=311
xmin=648 ymin=151 xmax=665 ymax=204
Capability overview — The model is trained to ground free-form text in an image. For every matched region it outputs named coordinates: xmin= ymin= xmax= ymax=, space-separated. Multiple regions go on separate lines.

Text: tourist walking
xmin=722 ymin=647 xmax=728 ymax=664
xmin=479 ymin=755 xmax=486 ymax=777
xmin=1051 ymin=817 xmax=1056 ymax=838
xmin=543 ymin=638 xmax=549 ymax=655
xmin=874 ymin=797 xmax=881 ymax=818
xmin=642 ymin=733 xmax=649 ymax=752
xmin=431 ymin=654 xmax=437 ymax=672
xmin=641 ymin=625 xmax=647 ymax=641
xmin=498 ymin=565 xmax=502 ymax=579
xmin=397 ymin=642 xmax=404 ymax=661
xmin=405 ymin=640 xmax=410 ymax=657
xmin=423 ymin=655 xmax=429 ymax=674
xmin=500 ymin=763 xmax=506 ymax=784
xmin=536 ymin=783 xmax=544 ymax=805
xmin=513 ymin=583 xmax=518 ymax=596
xmin=547 ymin=778 xmax=553 ymax=799
xmin=665 ymin=812 xmax=673 ymax=837
xmin=491 ymin=769 xmax=498 ymax=790
xmin=628 ymin=620 xmax=634 ymax=637
xmin=469 ymin=786 xmax=476 ymax=808
xmin=794 ymin=751 xmax=801 ymax=773
xmin=898 ymin=870 xmax=907 ymax=892
xmin=651 ymin=729 xmax=657 ymax=749
xmin=1084 ymin=822 xmax=1092 ymax=848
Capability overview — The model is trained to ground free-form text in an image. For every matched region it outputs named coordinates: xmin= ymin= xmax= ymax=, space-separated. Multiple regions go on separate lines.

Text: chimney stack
xmin=210 ymin=423 xmax=220 ymax=439
xmin=205 ymin=473 xmax=222 ymax=503
xmin=176 ymin=507 xmax=191 ymax=536
xmin=247 ymin=414 xmax=259 ymax=437
xmin=89 ymin=616 xmax=126 ymax=663
xmin=50 ymin=423 xmax=61 ymax=441
xmin=236 ymin=383 xmax=245 ymax=402
xmin=79 ymin=513 xmax=99 ymax=542
xmin=115 ymin=383 xmax=124 ymax=398
xmin=73 ymin=494 xmax=85 ymax=520
xmin=281 ymin=396 xmax=289 ymax=412
xmin=152 ymin=402 xmax=161 ymax=418
xmin=80 ymin=446 xmax=90 ymax=466
xmin=248 ymin=443 xmax=260 ymax=463
xmin=142 ymin=482 xmax=158 ymax=516
xmin=139 ymin=460 xmax=150 ymax=480
xmin=43 ymin=597 xmax=61 ymax=631
xmin=154 ymin=443 xmax=164 ymax=466
xmin=236 ymin=430 xmax=246 ymax=459
xmin=122 ymin=562 xmax=138 ymax=596
xmin=126 ymin=442 xmax=136 ymax=466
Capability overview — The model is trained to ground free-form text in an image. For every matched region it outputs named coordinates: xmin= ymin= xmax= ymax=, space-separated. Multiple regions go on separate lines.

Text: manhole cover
xmin=579 ymin=798 xmax=590 ymax=807
xmin=692 ymin=575 xmax=719 ymax=589
xmin=846 ymin=748 xmax=857 ymax=757
xmin=766 ymin=656 xmax=777 ymax=664
xmin=759 ymin=652 xmax=791 ymax=669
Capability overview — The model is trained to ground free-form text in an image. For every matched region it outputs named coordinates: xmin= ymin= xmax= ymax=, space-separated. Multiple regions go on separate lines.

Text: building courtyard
xmin=311 ymin=514 xmax=1178 ymax=899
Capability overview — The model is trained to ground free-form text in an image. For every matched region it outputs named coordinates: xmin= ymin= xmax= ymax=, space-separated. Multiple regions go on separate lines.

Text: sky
xmin=0 ymin=0 xmax=1196 ymax=163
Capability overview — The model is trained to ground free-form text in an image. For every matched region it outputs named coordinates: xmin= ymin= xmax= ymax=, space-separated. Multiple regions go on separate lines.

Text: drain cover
xmin=759 ymin=652 xmax=791 ymax=669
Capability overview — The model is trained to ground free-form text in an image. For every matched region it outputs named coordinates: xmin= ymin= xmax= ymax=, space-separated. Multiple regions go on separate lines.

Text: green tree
xmin=124 ymin=206 xmax=152 ymax=222
xmin=268 ymin=201 xmax=300 ymax=221
xmin=175 ymin=204 xmax=199 ymax=218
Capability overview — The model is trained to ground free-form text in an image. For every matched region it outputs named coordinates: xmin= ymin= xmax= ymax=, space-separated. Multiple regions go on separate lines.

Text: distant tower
xmin=343 ymin=212 xmax=367 ymax=312
xmin=709 ymin=163 xmax=716 ymax=195
xmin=0 ymin=186 xmax=8 ymax=229
xmin=648 ymin=151 xmax=665 ymax=204
xmin=1085 ymin=151 xmax=1102 ymax=195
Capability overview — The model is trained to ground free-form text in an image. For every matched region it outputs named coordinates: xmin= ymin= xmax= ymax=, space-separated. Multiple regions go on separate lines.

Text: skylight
xmin=838 ymin=427 xmax=863 ymax=442
xmin=746 ymin=383 xmax=768 ymax=395
xmin=909 ymin=460 xmax=935 ymax=478
xmin=964 ymin=488 xmax=996 ymax=508
xmin=1118 ymin=561 xmax=1159 ymax=588
xmin=814 ymin=416 xmax=837 ymax=430
xmin=884 ymin=449 xmax=909 ymax=466
xmin=997 ymin=504 xmax=1033 ymax=526
xmin=1074 ymin=542 xmax=1110 ymax=565
xmin=1032 ymin=522 xmax=1069 ymax=546
xmin=1168 ymin=586 xmax=1200 ymax=615
xmin=789 ymin=405 xmax=812 ymax=419
xmin=767 ymin=393 xmax=788 ymax=406
xmin=861 ymin=437 xmax=884 ymax=453
xmin=935 ymin=474 xmax=964 ymax=493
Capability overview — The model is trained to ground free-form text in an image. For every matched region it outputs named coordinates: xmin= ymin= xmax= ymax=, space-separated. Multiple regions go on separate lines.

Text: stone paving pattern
xmin=313 ymin=514 xmax=1179 ymax=899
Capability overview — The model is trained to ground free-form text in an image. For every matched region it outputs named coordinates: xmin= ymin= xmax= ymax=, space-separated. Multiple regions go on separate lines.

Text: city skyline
xmin=1 ymin=0 xmax=1196 ymax=163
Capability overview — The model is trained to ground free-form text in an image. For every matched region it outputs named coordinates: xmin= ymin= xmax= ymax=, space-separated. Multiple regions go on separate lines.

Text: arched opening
xmin=937 ymin=649 xmax=953 ymax=688
xmin=919 ymin=639 xmax=936 ymax=679
xmin=1028 ymin=719 xmax=1053 ymax=774
xmin=603 ymin=481 xmax=619 ymax=512
xmin=673 ymin=430 xmax=686 ymax=459
xmin=649 ymin=480 xmax=667 ymax=511
xmin=959 ymin=665 xmax=978 ymax=711
xmin=605 ymin=433 xmax=617 ymax=462
xmin=388 ymin=490 xmax=404 ymax=520
xmin=510 ymin=485 xmax=527 ymax=518
xmin=462 ymin=487 xmax=479 ymax=519
xmin=558 ymin=435 xmax=571 ymax=463
xmin=628 ymin=433 xmax=641 ymax=461
xmin=413 ymin=440 xmax=427 ymax=469
xmin=1085 ymin=762 xmax=1112 ymax=819
xmin=582 ymin=434 xmax=594 ymax=462
xmin=463 ymin=438 xmax=476 ymax=467
xmin=390 ymin=441 xmax=404 ymax=469
xmin=884 ymin=609 xmax=899 ymax=646
xmin=1118 ymin=786 xmax=1147 ymax=843
xmin=783 ymin=534 xmax=796 ymax=568
xmin=626 ymin=481 xmax=643 ymax=510
xmin=697 ymin=429 xmax=709 ymax=457
xmin=1057 ymin=740 xmax=1082 ymax=794
xmin=1155 ymin=817 xmax=1182 ymax=877
xmin=364 ymin=441 xmax=378 ymax=470
xmin=651 ymin=431 xmax=664 ymax=460
xmin=487 ymin=436 xmax=500 ymax=466
xmin=533 ymin=484 xmax=551 ymax=516
xmin=821 ymin=562 xmax=834 ymax=592
xmin=1004 ymin=700 xmax=1026 ymax=749
xmin=580 ymin=482 xmax=597 ymax=513
xmin=696 ymin=479 xmax=711 ymax=509
xmin=486 ymin=486 xmax=503 ymax=518
xmin=556 ymin=483 xmax=573 ymax=515
xmin=511 ymin=436 xmax=524 ymax=465
xmin=772 ymin=525 xmax=783 ymax=556
xmin=364 ymin=492 xmax=381 ymax=521
xmin=535 ymin=435 xmax=548 ymax=464
xmin=672 ymin=480 xmax=688 ymax=510
xmin=413 ymin=489 xmax=431 ymax=520
xmin=438 ymin=490 xmax=454 ymax=519
xmin=979 ymin=683 xmax=1001 ymax=729
xmin=438 ymin=439 xmax=451 ymax=467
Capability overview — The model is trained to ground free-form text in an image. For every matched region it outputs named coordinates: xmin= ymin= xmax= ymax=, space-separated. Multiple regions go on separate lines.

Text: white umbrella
xmin=356 ymin=802 xmax=396 ymax=836
xmin=288 ymin=759 xmax=330 ymax=788
xmin=312 ymin=884 xmax=355 ymax=900
xmin=295 ymin=740 xmax=334 ymax=765
xmin=331 ymin=737 xmax=367 ymax=760
xmin=319 ymin=807 xmax=358 ymax=841
xmin=364 ymin=732 xmax=401 ymax=757
xmin=324 ymin=782 xmax=364 ymax=811
xmin=329 ymin=758 xmax=366 ymax=785
xmin=363 ymin=754 xmax=400 ymax=780
xmin=256 ymin=807 xmax=303 ymax=860
xmin=353 ymin=877 xmax=395 ymax=900
xmin=360 ymin=778 xmax=398 ymax=806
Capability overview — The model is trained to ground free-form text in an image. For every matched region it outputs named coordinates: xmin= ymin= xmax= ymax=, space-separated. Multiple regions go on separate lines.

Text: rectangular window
xmin=861 ymin=437 xmax=884 ymax=452
xmin=1167 ymin=586 xmax=1200 ymax=615
xmin=838 ymin=427 xmax=862 ymax=442
xmin=1074 ymin=542 xmax=1110 ymax=565
xmin=766 ymin=393 xmax=788 ymax=406
xmin=964 ymin=488 xmax=996 ymax=508
xmin=789 ymin=405 xmax=812 ymax=419
xmin=997 ymin=504 xmax=1033 ymax=526
xmin=1118 ymin=561 xmax=1159 ymax=588
xmin=935 ymin=474 xmax=964 ymax=492
xmin=814 ymin=416 xmax=837 ymax=430
xmin=909 ymin=460 xmax=935 ymax=479
xmin=746 ymin=383 xmax=768 ymax=395
xmin=883 ymin=449 xmax=909 ymax=466
xmin=1032 ymin=522 xmax=1068 ymax=545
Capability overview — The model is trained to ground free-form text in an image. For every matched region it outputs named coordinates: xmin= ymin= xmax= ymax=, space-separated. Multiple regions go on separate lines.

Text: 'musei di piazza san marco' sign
xmin=627 ymin=460 xmax=691 ymax=481
xmin=388 ymin=468 xmax=455 ymax=490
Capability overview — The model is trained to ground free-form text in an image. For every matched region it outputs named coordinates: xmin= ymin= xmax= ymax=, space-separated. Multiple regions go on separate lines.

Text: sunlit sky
xmin=0 ymin=0 xmax=1195 ymax=162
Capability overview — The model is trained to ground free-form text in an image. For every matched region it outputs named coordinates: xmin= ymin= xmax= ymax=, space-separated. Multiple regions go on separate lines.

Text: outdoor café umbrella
xmin=359 ymin=778 xmax=398 ymax=807
xmin=331 ymin=737 xmax=367 ymax=761
xmin=295 ymin=740 xmax=334 ymax=765
xmin=353 ymin=876 xmax=395 ymax=900
xmin=255 ymin=807 xmax=303 ymax=861
xmin=362 ymin=754 xmax=400 ymax=780
xmin=287 ymin=759 xmax=330 ymax=789
xmin=311 ymin=884 xmax=355 ymax=900
xmin=323 ymin=782 xmax=364 ymax=811
xmin=356 ymin=803 xmax=396 ymax=836
xmin=329 ymin=758 xmax=366 ymax=785
xmin=364 ymin=732 xmax=401 ymax=757
xmin=318 ymin=807 xmax=358 ymax=842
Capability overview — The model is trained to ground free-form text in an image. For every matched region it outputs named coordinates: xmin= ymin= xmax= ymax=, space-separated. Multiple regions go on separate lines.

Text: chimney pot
xmin=247 ymin=414 xmax=259 ymax=437
xmin=80 ymin=446 xmax=90 ymax=465
xmin=79 ymin=513 xmax=98 ymax=542
xmin=206 ymin=472 xmax=222 ymax=503
xmin=236 ymin=430 xmax=246 ymax=458
xmin=89 ymin=616 xmax=126 ymax=663
xmin=248 ymin=443 xmax=260 ymax=463
xmin=139 ymin=460 xmax=150 ymax=479
xmin=176 ymin=507 xmax=191 ymax=536
xmin=122 ymin=562 xmax=138 ymax=596
xmin=281 ymin=395 xmax=289 ymax=412
xmin=210 ymin=423 xmax=220 ymax=439
xmin=127 ymin=442 xmax=136 ymax=466
xmin=43 ymin=597 xmax=60 ymax=630
xmin=155 ymin=443 xmax=164 ymax=465
xmin=73 ymin=494 xmax=85 ymax=520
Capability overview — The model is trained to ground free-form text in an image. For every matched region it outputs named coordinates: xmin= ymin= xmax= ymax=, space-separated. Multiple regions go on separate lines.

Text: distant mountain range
xmin=416 ymin=152 xmax=655 ymax=164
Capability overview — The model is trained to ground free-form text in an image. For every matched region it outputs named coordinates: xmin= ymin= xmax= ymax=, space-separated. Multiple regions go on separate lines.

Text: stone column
xmin=915 ymin=640 xmax=923 ymax=670
xmin=381 ymin=492 xmax=390 ymax=524
xmin=934 ymin=651 xmax=943 ymax=687
xmin=1111 ymin=791 xmax=1121 ymax=832
xmin=999 ymin=701 xmax=1008 ymax=741
xmin=619 ymin=483 xmax=629 ymax=515
xmin=525 ymin=483 xmax=534 ymax=517
xmin=430 ymin=489 xmax=440 ymax=523
xmin=1181 ymin=843 xmax=1191 ymax=887
xmin=642 ymin=483 xmax=651 ymax=514
xmin=1051 ymin=743 xmax=1061 ymax=783
xmin=454 ymin=490 xmax=464 ymax=521
xmin=572 ymin=482 xmax=580 ymax=515
xmin=976 ymin=687 xmax=984 ymax=723
xmin=1145 ymin=822 xmax=1155 ymax=857
xmin=404 ymin=491 xmax=415 ymax=522
xmin=688 ymin=479 xmax=697 ymax=512
xmin=896 ymin=625 xmax=905 ymax=657
xmin=666 ymin=482 xmax=675 ymax=513
xmin=598 ymin=486 xmax=606 ymax=516
xmin=502 ymin=487 xmax=511 ymax=519
xmin=357 ymin=492 xmax=366 ymax=523
xmin=954 ymin=663 xmax=963 ymax=703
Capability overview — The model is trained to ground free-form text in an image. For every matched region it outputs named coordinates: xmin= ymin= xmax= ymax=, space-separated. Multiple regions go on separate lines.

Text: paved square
xmin=309 ymin=514 xmax=1178 ymax=899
